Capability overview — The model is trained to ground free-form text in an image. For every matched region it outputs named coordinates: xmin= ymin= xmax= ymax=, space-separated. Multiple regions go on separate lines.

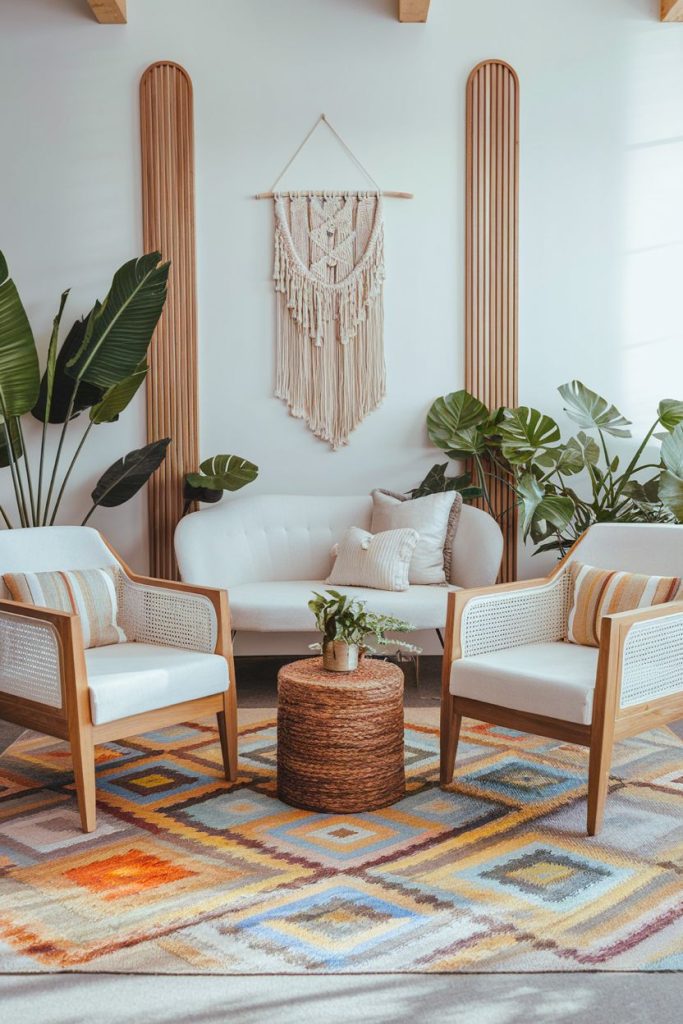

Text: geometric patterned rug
xmin=0 ymin=719 xmax=681 ymax=973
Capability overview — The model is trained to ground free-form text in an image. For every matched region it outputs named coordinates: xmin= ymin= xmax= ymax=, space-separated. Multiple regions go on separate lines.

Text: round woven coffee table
xmin=277 ymin=657 xmax=405 ymax=813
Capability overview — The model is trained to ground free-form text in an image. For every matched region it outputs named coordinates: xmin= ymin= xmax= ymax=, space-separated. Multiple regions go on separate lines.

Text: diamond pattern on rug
xmin=0 ymin=717 xmax=681 ymax=973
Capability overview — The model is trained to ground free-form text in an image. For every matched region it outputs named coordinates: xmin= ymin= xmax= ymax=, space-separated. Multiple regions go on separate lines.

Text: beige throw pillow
xmin=371 ymin=490 xmax=461 ymax=585
xmin=327 ymin=527 xmax=419 ymax=592
xmin=3 ymin=567 xmax=127 ymax=649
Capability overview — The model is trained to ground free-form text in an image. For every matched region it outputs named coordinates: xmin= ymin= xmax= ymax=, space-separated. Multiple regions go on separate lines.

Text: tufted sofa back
xmin=174 ymin=494 xmax=504 ymax=590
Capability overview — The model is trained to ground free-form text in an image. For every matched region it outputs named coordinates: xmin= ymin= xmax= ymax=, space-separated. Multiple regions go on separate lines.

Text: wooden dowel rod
xmin=254 ymin=190 xmax=414 ymax=200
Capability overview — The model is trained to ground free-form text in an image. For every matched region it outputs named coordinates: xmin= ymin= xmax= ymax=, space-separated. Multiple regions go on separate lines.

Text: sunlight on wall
xmin=622 ymin=26 xmax=683 ymax=433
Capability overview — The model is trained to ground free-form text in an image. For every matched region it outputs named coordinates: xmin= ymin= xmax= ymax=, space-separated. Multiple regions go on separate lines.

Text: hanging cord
xmin=269 ymin=113 xmax=382 ymax=194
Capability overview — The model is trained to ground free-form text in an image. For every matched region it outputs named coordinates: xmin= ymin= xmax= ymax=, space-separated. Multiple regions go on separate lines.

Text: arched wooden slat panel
xmin=465 ymin=59 xmax=519 ymax=582
xmin=140 ymin=61 xmax=198 ymax=579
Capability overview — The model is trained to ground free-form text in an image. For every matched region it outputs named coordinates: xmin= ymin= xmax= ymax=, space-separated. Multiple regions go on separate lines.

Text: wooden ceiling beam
xmin=86 ymin=0 xmax=127 ymax=24
xmin=398 ymin=1 xmax=431 ymax=23
xmin=662 ymin=0 xmax=683 ymax=21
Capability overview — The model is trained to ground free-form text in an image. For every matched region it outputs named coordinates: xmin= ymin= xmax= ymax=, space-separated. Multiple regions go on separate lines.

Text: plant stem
xmin=42 ymin=391 xmax=77 ymax=525
xmin=49 ymin=420 xmax=93 ymax=526
xmin=36 ymin=412 xmax=49 ymax=525
xmin=0 ymin=414 xmax=27 ymax=527
xmin=80 ymin=504 xmax=96 ymax=526
xmin=611 ymin=421 xmax=658 ymax=505
xmin=598 ymin=430 xmax=615 ymax=505
xmin=15 ymin=417 xmax=37 ymax=525
xmin=0 ymin=506 xmax=12 ymax=529
xmin=473 ymin=454 xmax=495 ymax=517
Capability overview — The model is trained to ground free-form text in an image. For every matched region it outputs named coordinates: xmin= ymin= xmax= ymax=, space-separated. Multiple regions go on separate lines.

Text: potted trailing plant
xmin=308 ymin=589 xmax=421 ymax=672
xmin=182 ymin=454 xmax=259 ymax=515
xmin=0 ymin=250 xmax=171 ymax=528
xmin=421 ymin=381 xmax=683 ymax=556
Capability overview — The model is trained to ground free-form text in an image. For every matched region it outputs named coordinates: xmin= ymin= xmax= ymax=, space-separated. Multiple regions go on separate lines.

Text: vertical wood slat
xmin=140 ymin=62 xmax=198 ymax=580
xmin=465 ymin=60 xmax=519 ymax=582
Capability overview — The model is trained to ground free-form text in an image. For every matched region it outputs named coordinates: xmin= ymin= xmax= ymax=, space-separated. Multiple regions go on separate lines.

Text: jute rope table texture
xmin=277 ymin=657 xmax=405 ymax=813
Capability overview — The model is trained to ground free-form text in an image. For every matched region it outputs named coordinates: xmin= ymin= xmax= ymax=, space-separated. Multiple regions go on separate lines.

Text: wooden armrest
xmin=0 ymin=597 xmax=80 ymax=633
xmin=602 ymin=599 xmax=683 ymax=635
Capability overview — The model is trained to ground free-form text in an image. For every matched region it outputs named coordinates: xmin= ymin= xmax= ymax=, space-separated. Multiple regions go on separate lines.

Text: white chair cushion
xmin=228 ymin=580 xmax=459 ymax=631
xmin=450 ymin=641 xmax=599 ymax=725
xmin=86 ymin=643 xmax=229 ymax=725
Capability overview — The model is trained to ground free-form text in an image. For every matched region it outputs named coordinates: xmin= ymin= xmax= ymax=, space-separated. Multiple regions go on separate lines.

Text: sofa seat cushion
xmin=86 ymin=643 xmax=229 ymax=726
xmin=228 ymin=580 xmax=460 ymax=631
xmin=450 ymin=642 xmax=599 ymax=725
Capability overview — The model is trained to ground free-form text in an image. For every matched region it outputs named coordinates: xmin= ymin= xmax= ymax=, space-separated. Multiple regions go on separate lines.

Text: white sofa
xmin=175 ymin=494 xmax=503 ymax=645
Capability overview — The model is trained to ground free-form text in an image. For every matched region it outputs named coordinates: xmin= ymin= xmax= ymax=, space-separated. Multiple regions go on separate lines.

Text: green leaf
xmin=32 ymin=316 xmax=105 ymax=423
xmin=42 ymin=289 xmax=70 ymax=424
xmin=661 ymin=424 xmax=683 ymax=478
xmin=0 ymin=418 xmax=22 ymax=469
xmin=558 ymin=380 xmax=631 ymax=438
xmin=498 ymin=407 xmax=561 ymax=464
xmin=0 ymin=250 xmax=40 ymax=417
xmin=658 ymin=399 xmax=683 ymax=433
xmin=67 ymin=253 xmax=169 ymax=389
xmin=622 ymin=477 xmax=661 ymax=505
xmin=184 ymin=454 xmax=259 ymax=504
xmin=659 ymin=471 xmax=683 ymax=522
xmin=408 ymin=463 xmax=481 ymax=500
xmin=427 ymin=391 xmax=489 ymax=454
xmin=89 ymin=360 xmax=148 ymax=424
xmin=90 ymin=438 xmax=170 ymax=510
xmin=517 ymin=472 xmax=575 ymax=540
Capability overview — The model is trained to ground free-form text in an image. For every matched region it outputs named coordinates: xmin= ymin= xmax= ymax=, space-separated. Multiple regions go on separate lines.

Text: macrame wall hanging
xmin=256 ymin=115 xmax=412 ymax=449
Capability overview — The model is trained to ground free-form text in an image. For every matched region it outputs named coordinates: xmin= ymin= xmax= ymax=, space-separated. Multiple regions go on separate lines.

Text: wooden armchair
xmin=0 ymin=526 xmax=237 ymax=833
xmin=440 ymin=523 xmax=683 ymax=834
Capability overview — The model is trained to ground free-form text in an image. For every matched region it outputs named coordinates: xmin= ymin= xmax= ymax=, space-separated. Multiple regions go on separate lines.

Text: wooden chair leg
xmin=440 ymin=697 xmax=462 ymax=786
xmin=70 ymin=726 xmax=97 ymax=833
xmin=217 ymin=684 xmax=238 ymax=782
xmin=587 ymin=728 xmax=614 ymax=836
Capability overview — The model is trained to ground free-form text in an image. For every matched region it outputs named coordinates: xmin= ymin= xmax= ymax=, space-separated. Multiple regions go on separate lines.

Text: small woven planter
xmin=277 ymin=657 xmax=405 ymax=813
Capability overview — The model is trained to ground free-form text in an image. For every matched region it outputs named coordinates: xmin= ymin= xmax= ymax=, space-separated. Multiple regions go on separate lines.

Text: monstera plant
xmin=182 ymin=454 xmax=259 ymax=515
xmin=424 ymin=381 xmax=683 ymax=556
xmin=0 ymin=250 xmax=170 ymax=528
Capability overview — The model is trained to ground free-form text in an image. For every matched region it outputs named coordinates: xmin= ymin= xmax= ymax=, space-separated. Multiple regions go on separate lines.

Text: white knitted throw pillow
xmin=327 ymin=527 xmax=419 ymax=592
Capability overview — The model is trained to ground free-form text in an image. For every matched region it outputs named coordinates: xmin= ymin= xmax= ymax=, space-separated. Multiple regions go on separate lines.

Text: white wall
xmin=1 ymin=0 xmax=682 ymax=616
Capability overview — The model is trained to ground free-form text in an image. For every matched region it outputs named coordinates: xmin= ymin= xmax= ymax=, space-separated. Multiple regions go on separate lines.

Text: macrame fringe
xmin=273 ymin=193 xmax=386 ymax=450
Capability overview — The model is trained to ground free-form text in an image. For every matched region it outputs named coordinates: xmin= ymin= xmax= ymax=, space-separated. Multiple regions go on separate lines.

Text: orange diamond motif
xmin=65 ymin=848 xmax=195 ymax=900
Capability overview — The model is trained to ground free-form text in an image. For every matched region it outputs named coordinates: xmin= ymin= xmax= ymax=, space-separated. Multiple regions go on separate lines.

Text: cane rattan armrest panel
xmin=116 ymin=574 xmax=217 ymax=653
xmin=460 ymin=571 xmax=572 ymax=658
xmin=619 ymin=610 xmax=683 ymax=709
xmin=0 ymin=608 xmax=63 ymax=708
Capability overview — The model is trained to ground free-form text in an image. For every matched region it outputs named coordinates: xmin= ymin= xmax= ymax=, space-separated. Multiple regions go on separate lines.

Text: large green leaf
xmin=558 ymin=380 xmax=631 ymax=438
xmin=408 ymin=463 xmax=481 ymax=501
xmin=427 ymin=391 xmax=489 ymax=453
xmin=89 ymin=360 xmax=148 ymax=424
xmin=32 ymin=317 xmax=104 ymax=423
xmin=0 ymin=418 xmax=22 ymax=469
xmin=184 ymin=454 xmax=259 ymax=503
xmin=498 ymin=407 xmax=561 ymax=464
xmin=67 ymin=253 xmax=169 ymax=389
xmin=661 ymin=424 xmax=683 ymax=477
xmin=0 ymin=250 xmax=40 ymax=417
xmin=658 ymin=399 xmax=683 ymax=433
xmin=659 ymin=471 xmax=683 ymax=522
xmin=557 ymin=432 xmax=600 ymax=475
xmin=517 ymin=472 xmax=575 ymax=540
xmin=656 ymin=426 xmax=683 ymax=520
xmin=89 ymin=438 xmax=170 ymax=511
xmin=622 ymin=477 xmax=661 ymax=505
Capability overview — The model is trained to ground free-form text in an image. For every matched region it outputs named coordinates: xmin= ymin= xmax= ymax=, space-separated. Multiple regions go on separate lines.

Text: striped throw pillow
xmin=567 ymin=561 xmax=682 ymax=647
xmin=327 ymin=526 xmax=419 ymax=592
xmin=3 ymin=568 xmax=127 ymax=649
